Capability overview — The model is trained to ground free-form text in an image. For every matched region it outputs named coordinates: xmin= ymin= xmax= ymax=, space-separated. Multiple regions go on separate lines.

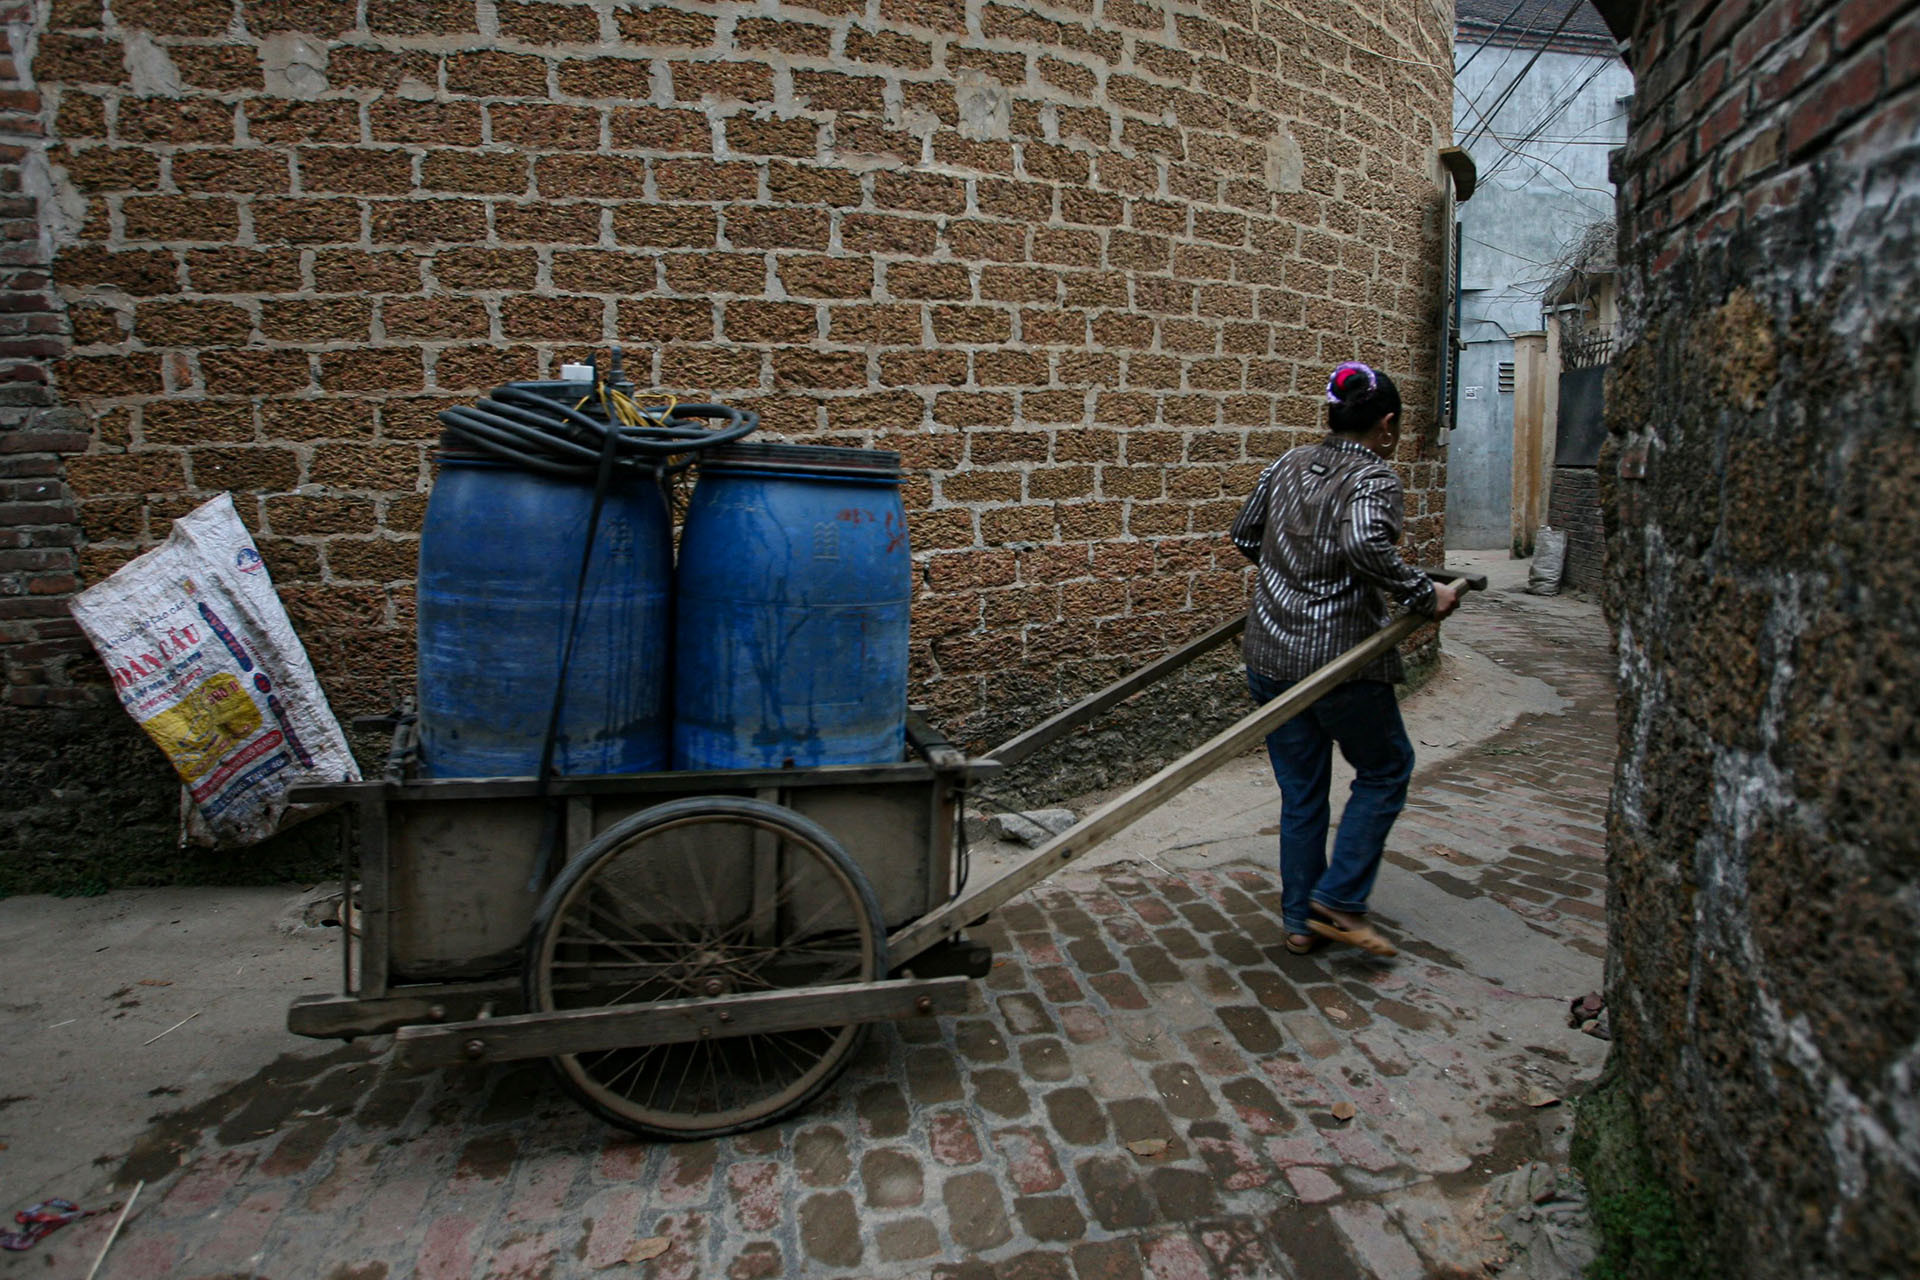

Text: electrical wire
xmin=1458 ymin=0 xmax=1588 ymax=153
xmin=1414 ymin=0 xmax=1458 ymax=64
xmin=1489 ymin=132 xmax=1626 ymax=145
xmin=1454 ymin=0 xmax=1531 ymax=80
xmin=1484 ymin=141 xmax=1618 ymax=205
xmin=1289 ymin=11 xmax=1449 ymax=71
xmin=1521 ymin=110 xmax=1631 ymax=182
xmin=1452 ymin=55 xmax=1617 ymax=212
xmin=1486 ymin=52 xmax=1613 ymax=160
xmin=1455 ymin=42 xmax=1529 ymax=131
xmin=1462 ymin=233 xmax=1559 ymax=266
xmin=1481 ymin=55 xmax=1616 ymax=182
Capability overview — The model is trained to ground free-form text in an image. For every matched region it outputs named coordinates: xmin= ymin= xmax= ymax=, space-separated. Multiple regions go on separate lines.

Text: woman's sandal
xmin=1284 ymin=934 xmax=1320 ymax=955
xmin=1306 ymin=916 xmax=1398 ymax=957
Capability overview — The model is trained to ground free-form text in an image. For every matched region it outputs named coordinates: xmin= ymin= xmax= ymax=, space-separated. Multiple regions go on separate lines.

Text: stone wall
xmin=1545 ymin=465 xmax=1600 ymax=592
xmin=0 ymin=0 xmax=182 ymax=893
xmin=4 ymin=0 xmax=1454 ymax=883
xmin=1600 ymin=0 xmax=1920 ymax=1272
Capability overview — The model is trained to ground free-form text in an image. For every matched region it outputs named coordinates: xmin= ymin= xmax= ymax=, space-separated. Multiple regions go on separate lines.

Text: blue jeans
xmin=1248 ymin=671 xmax=1415 ymax=937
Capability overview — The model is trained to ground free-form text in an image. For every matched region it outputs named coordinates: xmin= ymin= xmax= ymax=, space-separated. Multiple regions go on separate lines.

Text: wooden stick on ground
xmin=83 ymin=1180 xmax=142 ymax=1280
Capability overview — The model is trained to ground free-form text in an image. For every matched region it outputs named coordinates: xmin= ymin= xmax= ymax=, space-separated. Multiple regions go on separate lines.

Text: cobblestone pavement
xmin=25 ymin=586 xmax=1615 ymax=1279
xmin=1388 ymin=593 xmax=1615 ymax=964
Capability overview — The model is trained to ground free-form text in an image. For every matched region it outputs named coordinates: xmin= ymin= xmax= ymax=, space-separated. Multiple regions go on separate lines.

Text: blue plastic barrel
xmin=416 ymin=453 xmax=673 ymax=777
xmin=674 ymin=444 xmax=911 ymax=770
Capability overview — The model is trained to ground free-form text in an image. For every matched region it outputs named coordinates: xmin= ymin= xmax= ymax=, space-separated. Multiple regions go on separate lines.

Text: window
xmin=1497 ymin=361 xmax=1515 ymax=393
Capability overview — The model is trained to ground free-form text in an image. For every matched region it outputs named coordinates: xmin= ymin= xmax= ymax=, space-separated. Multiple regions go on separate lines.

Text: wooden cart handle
xmin=985 ymin=569 xmax=1485 ymax=770
xmin=890 ymin=579 xmax=1480 ymax=968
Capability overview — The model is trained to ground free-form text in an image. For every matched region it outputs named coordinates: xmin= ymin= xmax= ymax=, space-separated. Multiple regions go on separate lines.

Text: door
xmin=1444 ymin=339 xmax=1515 ymax=549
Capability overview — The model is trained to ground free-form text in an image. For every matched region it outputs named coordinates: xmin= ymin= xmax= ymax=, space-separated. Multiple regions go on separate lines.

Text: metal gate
xmin=1555 ymin=331 xmax=1612 ymax=467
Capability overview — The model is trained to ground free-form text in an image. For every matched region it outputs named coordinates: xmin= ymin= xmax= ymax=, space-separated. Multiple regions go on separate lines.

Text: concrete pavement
xmin=1 ymin=555 xmax=1615 ymax=1278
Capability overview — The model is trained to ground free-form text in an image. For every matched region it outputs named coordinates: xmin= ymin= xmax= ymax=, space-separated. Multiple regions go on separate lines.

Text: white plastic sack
xmin=69 ymin=493 xmax=360 ymax=846
xmin=1528 ymin=526 xmax=1568 ymax=596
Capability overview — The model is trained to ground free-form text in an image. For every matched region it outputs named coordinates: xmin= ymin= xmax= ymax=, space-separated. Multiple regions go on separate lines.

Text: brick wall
xmin=12 ymin=0 xmax=1454 ymax=879
xmin=1599 ymin=0 xmax=1920 ymax=1272
xmin=0 ymin=3 xmax=87 ymax=706
xmin=0 ymin=0 xmax=191 ymax=892
xmin=1545 ymin=465 xmax=1600 ymax=592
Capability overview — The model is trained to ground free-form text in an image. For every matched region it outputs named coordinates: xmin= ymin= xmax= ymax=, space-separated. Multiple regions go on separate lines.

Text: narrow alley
xmin=6 ymin=570 xmax=1617 ymax=1280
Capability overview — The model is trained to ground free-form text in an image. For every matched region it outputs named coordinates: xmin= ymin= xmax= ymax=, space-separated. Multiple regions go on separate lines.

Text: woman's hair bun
xmin=1324 ymin=360 xmax=1400 ymax=435
xmin=1324 ymin=361 xmax=1377 ymax=405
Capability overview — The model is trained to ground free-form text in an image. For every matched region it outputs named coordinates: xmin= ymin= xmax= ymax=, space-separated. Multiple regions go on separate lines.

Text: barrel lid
xmin=430 ymin=439 xmax=659 ymax=478
xmin=700 ymin=442 xmax=902 ymax=478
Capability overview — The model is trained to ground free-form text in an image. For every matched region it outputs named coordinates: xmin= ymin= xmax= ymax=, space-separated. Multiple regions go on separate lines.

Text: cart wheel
xmin=524 ymin=795 xmax=887 ymax=1138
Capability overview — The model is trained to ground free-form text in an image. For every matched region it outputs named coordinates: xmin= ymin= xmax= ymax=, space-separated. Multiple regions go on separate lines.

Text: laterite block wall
xmin=1601 ymin=0 xmax=1920 ymax=1271
xmin=3 ymin=0 xmax=1453 ymax=883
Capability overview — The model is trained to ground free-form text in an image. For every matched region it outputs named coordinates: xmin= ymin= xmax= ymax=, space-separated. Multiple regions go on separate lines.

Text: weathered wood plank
xmin=290 ymin=759 xmax=941 ymax=805
xmin=906 ymin=709 xmax=969 ymax=771
xmin=288 ymin=980 xmax=522 ymax=1039
xmin=986 ymin=613 xmax=1248 ymax=768
xmin=357 ymin=793 xmax=391 ymax=997
xmin=391 ymin=975 xmax=972 ymax=1070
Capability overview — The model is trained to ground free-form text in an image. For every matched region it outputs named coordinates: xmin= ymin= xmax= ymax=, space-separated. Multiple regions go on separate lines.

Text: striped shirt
xmin=1230 ymin=436 xmax=1436 ymax=685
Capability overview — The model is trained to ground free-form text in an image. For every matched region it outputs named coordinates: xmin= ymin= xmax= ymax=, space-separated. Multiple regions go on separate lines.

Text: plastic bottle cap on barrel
xmin=558 ymin=363 xmax=594 ymax=380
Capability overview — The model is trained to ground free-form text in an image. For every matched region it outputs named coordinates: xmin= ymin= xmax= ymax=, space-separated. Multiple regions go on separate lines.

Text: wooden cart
xmin=288 ymin=570 xmax=1480 ymax=1139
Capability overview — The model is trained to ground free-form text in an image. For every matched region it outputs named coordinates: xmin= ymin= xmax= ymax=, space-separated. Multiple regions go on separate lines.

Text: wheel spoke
xmin=731 ymin=889 xmax=867 ymax=967
xmin=757 ymin=1027 xmax=831 ymax=1078
xmin=601 ymin=1042 xmax=668 ymax=1099
xmin=702 ymin=1039 xmax=723 ymax=1113
xmin=677 ymin=842 xmax=730 ymax=950
xmin=730 ymin=939 xmax=869 ymax=986
xmin=546 ymin=959 xmax=683 ymax=970
xmin=554 ymin=911 xmax=666 ymax=971
xmin=590 ymin=870 xmax=720 ymax=954
xmin=577 ymin=889 xmax=705 ymax=958
xmin=664 ymin=1039 xmax=701 ymax=1112
xmin=640 ymin=1045 xmax=677 ymax=1111
xmin=552 ymin=918 xmax=701 ymax=1000
xmin=744 ymin=1032 xmax=766 ymax=1095
xmin=530 ymin=798 xmax=885 ymax=1137
xmin=701 ymin=860 xmax=846 ymax=952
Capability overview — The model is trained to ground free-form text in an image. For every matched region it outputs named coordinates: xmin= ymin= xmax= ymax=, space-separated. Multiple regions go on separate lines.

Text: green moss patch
xmin=1570 ymin=1063 xmax=1716 ymax=1280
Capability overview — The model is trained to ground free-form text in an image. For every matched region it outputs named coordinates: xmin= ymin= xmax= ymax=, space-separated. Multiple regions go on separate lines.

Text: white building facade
xmin=1445 ymin=1 xmax=1629 ymax=550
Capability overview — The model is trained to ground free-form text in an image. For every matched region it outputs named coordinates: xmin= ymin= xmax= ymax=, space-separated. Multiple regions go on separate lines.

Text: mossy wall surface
xmin=1600 ymin=2 xmax=1920 ymax=1274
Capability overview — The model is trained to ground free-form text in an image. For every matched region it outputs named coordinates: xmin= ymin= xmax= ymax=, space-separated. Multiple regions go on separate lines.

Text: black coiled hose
xmin=437 ymin=382 xmax=759 ymax=479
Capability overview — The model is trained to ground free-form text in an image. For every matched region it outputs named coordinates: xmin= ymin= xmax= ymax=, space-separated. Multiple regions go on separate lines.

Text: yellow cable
xmin=611 ymin=388 xmax=676 ymax=430
xmin=562 ymin=352 xmax=682 ymax=432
